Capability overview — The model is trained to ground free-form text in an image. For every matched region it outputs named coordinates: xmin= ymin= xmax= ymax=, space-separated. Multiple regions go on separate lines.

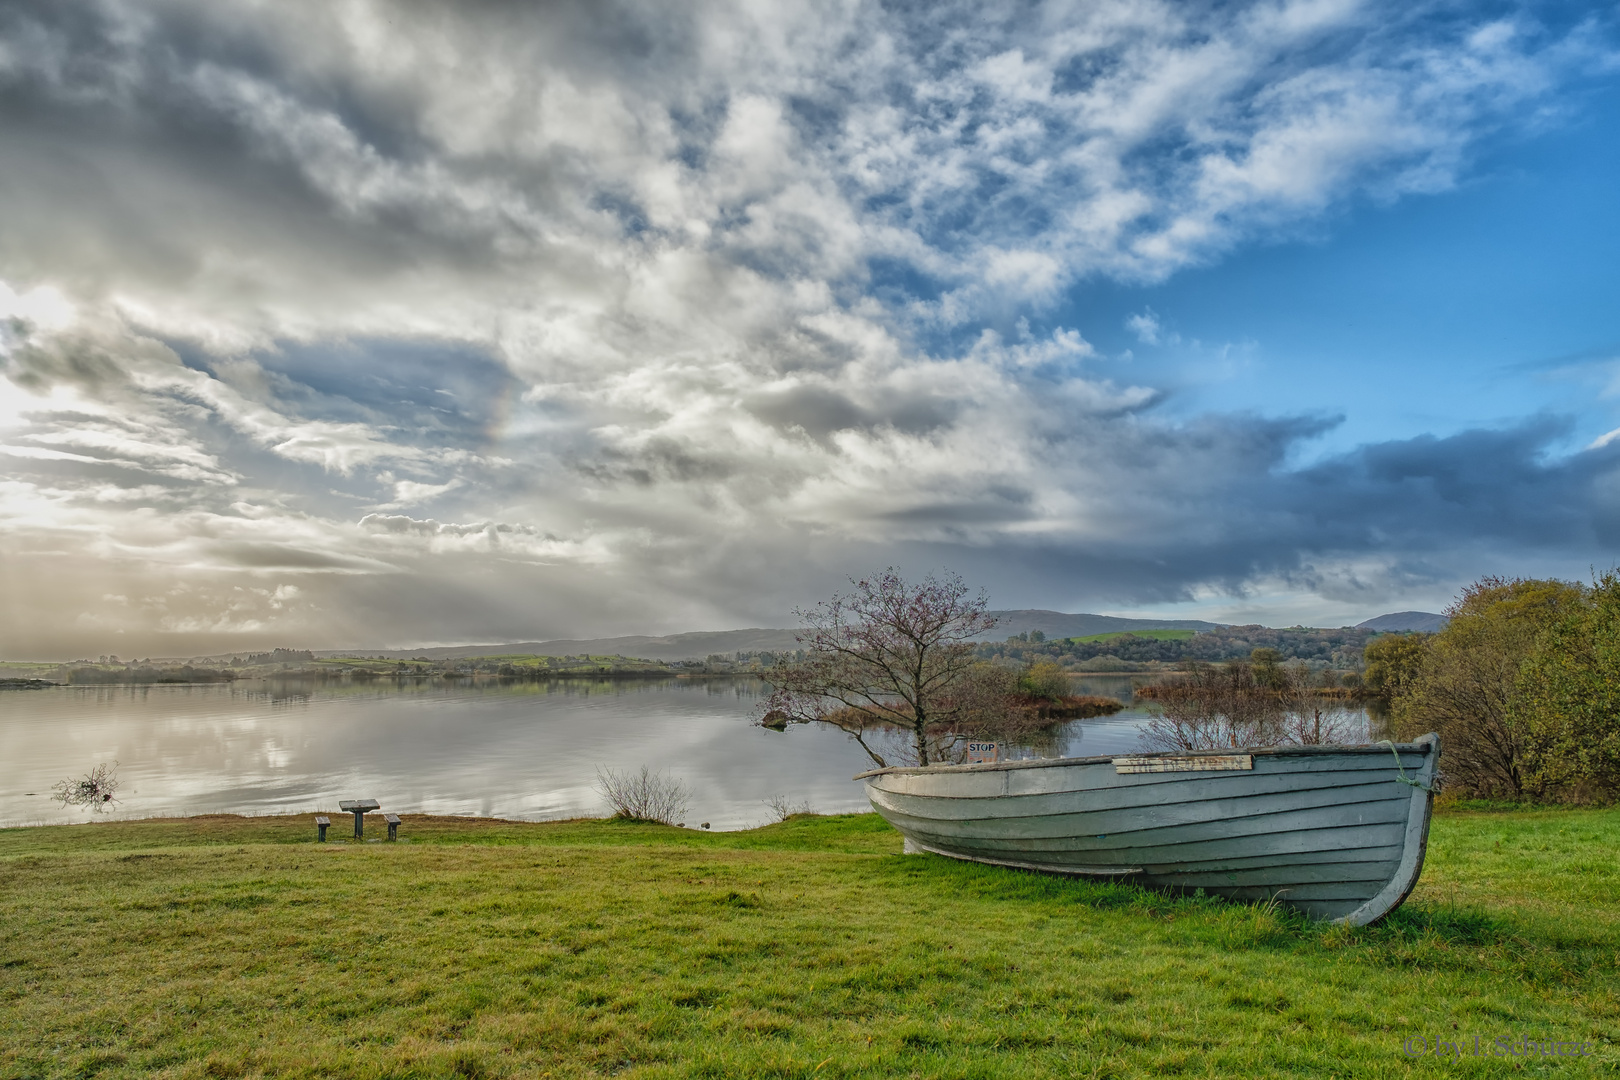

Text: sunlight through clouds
xmin=0 ymin=0 xmax=1616 ymax=654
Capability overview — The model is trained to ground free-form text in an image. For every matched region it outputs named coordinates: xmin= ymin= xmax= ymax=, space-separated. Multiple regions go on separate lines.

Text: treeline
xmin=312 ymin=654 xmax=679 ymax=679
xmin=974 ymin=625 xmax=1376 ymax=671
xmin=1372 ymin=574 xmax=1620 ymax=803
xmin=227 ymin=648 xmax=314 ymax=666
xmin=65 ymin=665 xmax=237 ymax=685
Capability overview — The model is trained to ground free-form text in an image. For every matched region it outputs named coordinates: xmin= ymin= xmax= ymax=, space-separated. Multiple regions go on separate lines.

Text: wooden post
xmin=315 ymin=816 xmax=329 ymax=842
xmin=385 ymin=813 xmax=400 ymax=841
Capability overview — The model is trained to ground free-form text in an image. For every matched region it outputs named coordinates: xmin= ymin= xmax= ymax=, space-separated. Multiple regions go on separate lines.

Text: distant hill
xmin=981 ymin=610 xmax=1220 ymax=641
xmin=1355 ymin=611 xmax=1448 ymax=633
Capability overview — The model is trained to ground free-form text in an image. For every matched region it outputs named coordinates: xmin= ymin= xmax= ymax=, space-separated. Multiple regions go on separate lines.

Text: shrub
xmin=1389 ymin=577 xmax=1584 ymax=798
xmin=1018 ymin=659 xmax=1071 ymax=701
xmin=1516 ymin=570 xmax=1620 ymax=801
xmin=594 ymin=766 xmax=691 ymax=825
xmin=1362 ymin=633 xmax=1429 ymax=703
xmin=1075 ymin=654 xmax=1137 ymax=672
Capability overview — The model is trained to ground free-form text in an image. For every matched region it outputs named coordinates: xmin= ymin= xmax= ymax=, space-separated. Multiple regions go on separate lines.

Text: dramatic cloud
xmin=0 ymin=0 xmax=1616 ymax=655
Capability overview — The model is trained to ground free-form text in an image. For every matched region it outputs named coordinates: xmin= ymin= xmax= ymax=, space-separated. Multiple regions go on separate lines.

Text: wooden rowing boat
xmin=856 ymin=733 xmax=1439 ymax=925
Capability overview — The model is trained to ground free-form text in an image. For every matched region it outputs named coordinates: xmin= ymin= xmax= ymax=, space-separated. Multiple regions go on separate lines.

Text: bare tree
xmin=1276 ymin=680 xmax=1368 ymax=746
xmin=1141 ymin=661 xmax=1368 ymax=752
xmin=764 ymin=794 xmax=814 ymax=821
xmin=594 ymin=766 xmax=691 ymax=825
xmin=759 ymin=568 xmax=998 ymax=767
xmin=1140 ymin=662 xmax=1282 ymax=751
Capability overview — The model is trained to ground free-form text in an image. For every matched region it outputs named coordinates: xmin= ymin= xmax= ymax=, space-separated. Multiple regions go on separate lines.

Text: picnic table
xmin=338 ymin=799 xmax=380 ymax=838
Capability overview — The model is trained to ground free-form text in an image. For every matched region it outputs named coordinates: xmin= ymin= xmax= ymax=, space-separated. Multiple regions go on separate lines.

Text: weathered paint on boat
xmin=857 ymin=733 xmax=1439 ymax=925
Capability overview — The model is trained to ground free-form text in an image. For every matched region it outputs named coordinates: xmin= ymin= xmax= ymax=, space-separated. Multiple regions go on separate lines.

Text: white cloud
xmin=373 ymin=479 xmax=462 ymax=509
xmin=1126 ymin=309 xmax=1163 ymax=346
xmin=0 ymin=0 xmax=1613 ymax=654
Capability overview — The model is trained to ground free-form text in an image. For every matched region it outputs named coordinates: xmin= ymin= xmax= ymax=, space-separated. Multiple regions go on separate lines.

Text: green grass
xmin=1070 ymin=629 xmax=1197 ymax=644
xmin=2 ymin=809 xmax=1617 ymax=1078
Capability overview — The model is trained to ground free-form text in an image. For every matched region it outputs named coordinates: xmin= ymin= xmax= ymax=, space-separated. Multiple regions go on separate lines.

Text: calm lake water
xmin=0 ymin=677 xmax=1163 ymax=830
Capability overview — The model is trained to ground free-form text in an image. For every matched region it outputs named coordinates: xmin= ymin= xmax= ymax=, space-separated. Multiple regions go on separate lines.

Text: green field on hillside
xmin=1070 ymin=628 xmax=1198 ymax=644
xmin=1 ymin=809 xmax=1615 ymax=1078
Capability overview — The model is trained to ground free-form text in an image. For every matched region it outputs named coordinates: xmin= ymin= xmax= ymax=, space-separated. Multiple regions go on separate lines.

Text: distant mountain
xmin=1356 ymin=611 xmax=1448 ymax=633
xmin=314 ymin=611 xmax=1222 ymax=663
xmin=981 ymin=610 xmax=1220 ymax=641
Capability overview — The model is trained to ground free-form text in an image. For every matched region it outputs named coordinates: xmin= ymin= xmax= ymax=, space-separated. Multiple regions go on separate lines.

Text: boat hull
xmin=859 ymin=734 xmax=1439 ymax=925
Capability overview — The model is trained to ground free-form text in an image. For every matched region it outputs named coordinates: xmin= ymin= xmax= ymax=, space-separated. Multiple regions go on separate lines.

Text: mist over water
xmin=1 ymin=679 xmax=1166 ymax=830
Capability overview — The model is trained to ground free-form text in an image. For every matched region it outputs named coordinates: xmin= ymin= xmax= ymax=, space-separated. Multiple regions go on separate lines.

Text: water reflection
xmin=0 ymin=679 xmax=1162 ymax=830
xmin=1067 ymin=673 xmax=1171 ymax=705
xmin=0 ymin=677 xmax=1385 ymax=831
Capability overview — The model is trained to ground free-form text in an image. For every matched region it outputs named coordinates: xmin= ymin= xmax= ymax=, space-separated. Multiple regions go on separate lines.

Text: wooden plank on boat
xmin=868 ymin=782 xmax=1414 ymax=841
xmin=1113 ymin=754 xmax=1253 ymax=774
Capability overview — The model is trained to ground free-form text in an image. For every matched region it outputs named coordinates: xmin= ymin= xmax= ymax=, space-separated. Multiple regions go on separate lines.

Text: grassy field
xmin=1069 ymin=630 xmax=1197 ymax=645
xmin=1 ymin=808 xmax=1616 ymax=1079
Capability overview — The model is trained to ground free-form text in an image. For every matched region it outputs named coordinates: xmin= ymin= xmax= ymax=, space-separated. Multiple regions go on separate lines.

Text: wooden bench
xmin=315 ymin=815 xmax=330 ymax=842
xmin=385 ymin=813 xmax=400 ymax=842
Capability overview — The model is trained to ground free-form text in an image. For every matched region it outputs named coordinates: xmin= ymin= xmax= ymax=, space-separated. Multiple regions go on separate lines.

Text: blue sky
xmin=1080 ymin=76 xmax=1620 ymax=460
xmin=0 ymin=0 xmax=1617 ymax=655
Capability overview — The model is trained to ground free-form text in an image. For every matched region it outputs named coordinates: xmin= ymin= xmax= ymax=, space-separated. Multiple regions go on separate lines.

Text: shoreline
xmin=1 ymin=670 xmax=767 ymax=689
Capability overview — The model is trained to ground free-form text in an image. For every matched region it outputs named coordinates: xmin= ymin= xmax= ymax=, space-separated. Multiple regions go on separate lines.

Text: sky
xmin=1 ymin=0 xmax=1618 ymax=658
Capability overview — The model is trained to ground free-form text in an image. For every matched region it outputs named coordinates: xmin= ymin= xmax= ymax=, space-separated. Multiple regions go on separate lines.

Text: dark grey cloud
xmin=744 ymin=382 xmax=961 ymax=439
xmin=928 ymin=418 xmax=1620 ymax=611
xmin=188 ymin=337 xmax=520 ymax=445
xmin=1287 ymin=418 xmax=1620 ymax=551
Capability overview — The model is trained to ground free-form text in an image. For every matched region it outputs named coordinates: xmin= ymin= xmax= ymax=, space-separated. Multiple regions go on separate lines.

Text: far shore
xmin=1 ymin=669 xmax=1168 ymax=688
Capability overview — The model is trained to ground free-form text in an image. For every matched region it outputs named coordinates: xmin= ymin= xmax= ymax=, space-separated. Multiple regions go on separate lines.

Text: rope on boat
xmin=1378 ymin=739 xmax=1434 ymax=793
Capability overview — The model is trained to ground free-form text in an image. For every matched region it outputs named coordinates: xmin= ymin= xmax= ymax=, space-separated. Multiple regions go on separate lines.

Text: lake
xmin=0 ymin=677 xmax=1163 ymax=830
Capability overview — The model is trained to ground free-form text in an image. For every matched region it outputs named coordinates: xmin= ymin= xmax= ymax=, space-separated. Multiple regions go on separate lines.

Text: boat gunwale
xmin=852 ymin=740 xmax=1433 ymax=781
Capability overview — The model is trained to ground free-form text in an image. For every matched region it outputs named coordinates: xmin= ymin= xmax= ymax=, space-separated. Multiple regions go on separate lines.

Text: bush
xmin=1362 ymin=633 xmax=1429 ymax=702
xmin=594 ymin=766 xmax=691 ymax=825
xmin=1018 ymin=660 xmax=1071 ymax=701
xmin=1389 ymin=577 xmax=1584 ymax=798
xmin=1516 ymin=570 xmax=1620 ymax=801
xmin=1075 ymin=654 xmax=1138 ymax=672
